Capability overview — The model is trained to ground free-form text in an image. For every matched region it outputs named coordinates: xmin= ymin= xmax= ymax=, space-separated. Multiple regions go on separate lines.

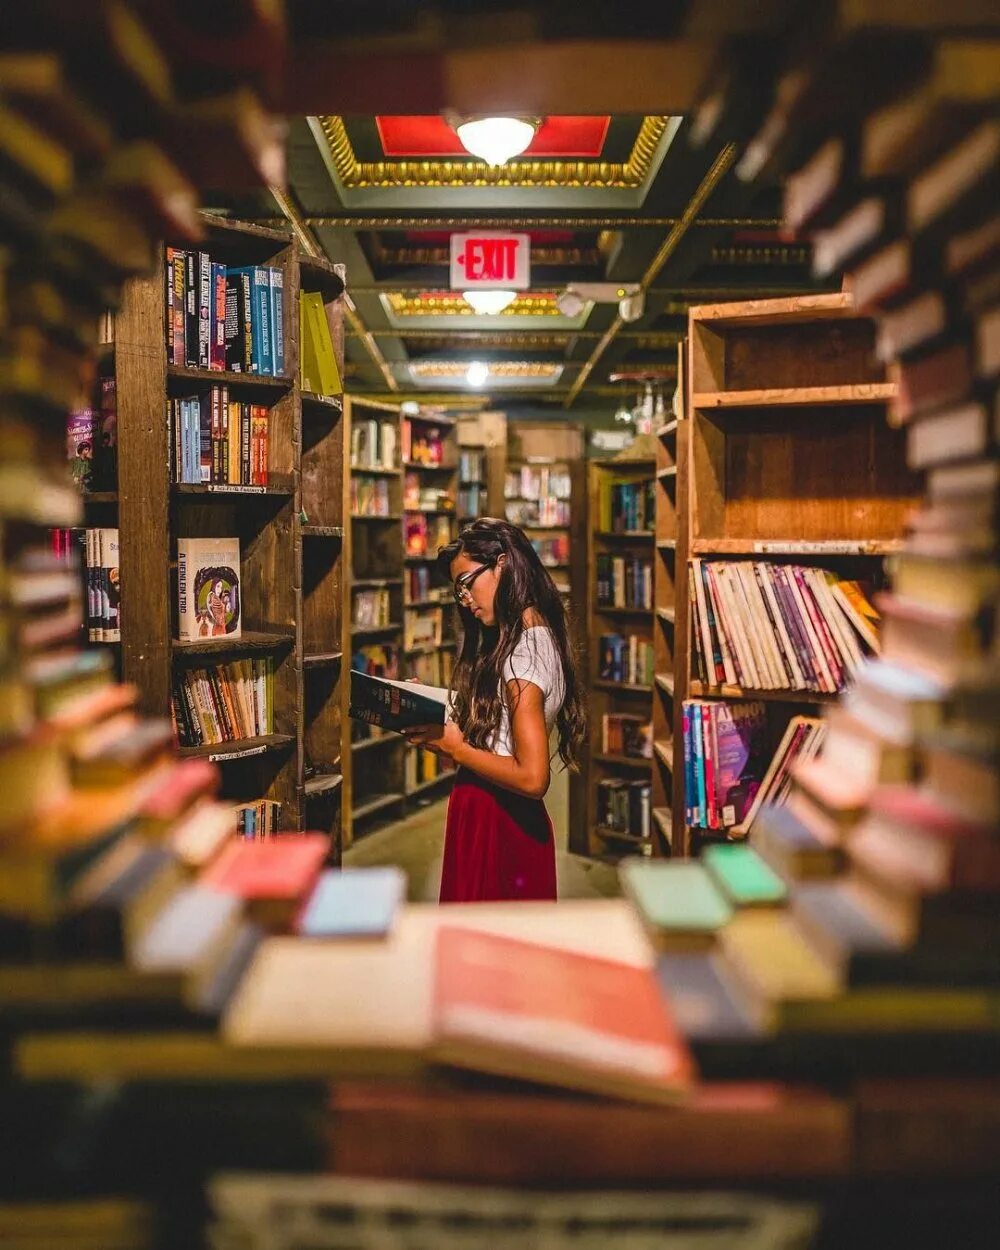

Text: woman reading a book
xmin=404 ymin=518 xmax=585 ymax=903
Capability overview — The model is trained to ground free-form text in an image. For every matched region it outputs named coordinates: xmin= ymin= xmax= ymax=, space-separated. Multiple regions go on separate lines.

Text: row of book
xmin=601 ymin=713 xmax=653 ymax=759
xmin=234 ymin=799 xmax=282 ymax=839
xmin=457 ymin=484 xmax=484 ymax=517
xmin=505 ymin=499 xmax=570 ymax=528
xmin=597 ymin=478 xmax=655 ymax=533
xmin=598 ymin=634 xmax=655 ymax=687
xmin=531 ymin=535 xmax=570 ymax=567
xmin=402 ymin=418 xmax=447 ymax=466
xmin=165 ymin=248 xmax=285 ymax=377
xmin=66 ymin=379 xmax=117 ymax=493
xmin=404 ymin=608 xmax=443 ymax=652
xmin=690 ymin=560 xmax=879 ymax=695
xmin=351 ymin=476 xmax=392 ymax=517
xmin=505 ymin=466 xmax=571 ymax=501
xmin=597 ymin=778 xmax=652 ymax=842
xmin=51 ymin=526 xmax=121 ymax=643
xmin=353 ymin=588 xmax=392 ymax=630
xmin=351 ymin=419 xmax=397 ymax=471
xmin=405 ymin=746 xmax=453 ymax=791
xmin=459 ymin=450 xmax=485 ymax=482
xmin=406 ymin=513 xmax=452 ymax=557
xmin=597 ymin=554 xmax=653 ymax=611
xmin=352 ymin=643 xmax=400 ymax=679
xmin=171 ymin=391 xmax=270 ymax=487
xmin=171 ymin=658 xmax=274 ymax=748
xmin=406 ymin=567 xmax=450 ymax=604
xmin=407 ymin=647 xmax=454 ymax=688
xmin=404 ymin=476 xmax=453 ymax=511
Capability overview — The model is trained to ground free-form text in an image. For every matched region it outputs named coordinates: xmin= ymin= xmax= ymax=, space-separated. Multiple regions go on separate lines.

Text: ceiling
xmin=220 ymin=3 xmax=830 ymax=414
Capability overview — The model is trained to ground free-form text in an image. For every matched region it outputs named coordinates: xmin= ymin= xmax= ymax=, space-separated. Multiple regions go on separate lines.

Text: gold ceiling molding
xmin=409 ymin=361 xmax=563 ymax=380
xmin=385 ymin=292 xmax=562 ymax=318
xmin=316 ymin=115 xmax=672 ymax=190
xmin=299 ymin=215 xmax=781 ymax=229
xmin=371 ymin=243 xmax=600 ymax=267
xmin=710 ymin=244 xmax=810 ymax=266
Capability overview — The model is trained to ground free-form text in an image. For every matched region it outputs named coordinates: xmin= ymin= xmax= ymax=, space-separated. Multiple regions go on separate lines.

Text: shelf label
xmin=752 ymin=540 xmax=870 ymax=554
xmin=209 ymin=744 xmax=268 ymax=761
xmin=207 ymin=484 xmax=267 ymax=495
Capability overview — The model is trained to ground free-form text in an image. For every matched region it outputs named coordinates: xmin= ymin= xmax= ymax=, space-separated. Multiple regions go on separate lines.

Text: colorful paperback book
xmin=712 ymin=701 xmax=767 ymax=828
xmin=349 ymin=670 xmax=447 ymax=732
xmin=177 ymin=537 xmax=241 ymax=641
xmin=297 ymin=867 xmax=406 ymax=939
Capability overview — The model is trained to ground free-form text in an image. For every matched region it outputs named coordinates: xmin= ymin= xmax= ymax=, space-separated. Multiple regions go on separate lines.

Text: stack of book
xmin=165 ymin=247 xmax=284 ymax=377
xmin=351 ymin=419 xmax=397 ymax=471
xmin=505 ymin=465 xmax=572 ymax=501
xmin=402 ymin=420 xmax=445 ymax=465
xmin=351 ymin=476 xmax=391 ymax=517
xmin=690 ymin=560 xmax=880 ymax=694
xmin=352 ymin=588 xmax=392 ymax=630
xmin=601 ymin=713 xmax=653 ymax=758
xmin=598 ymin=478 xmax=655 ymax=532
xmin=171 ymin=390 xmax=270 ymax=486
xmin=406 ymin=648 xmax=453 ymax=688
xmin=172 ymin=659 xmax=273 ymax=748
xmin=599 ymin=634 xmax=655 ymax=686
xmin=597 ymin=554 xmax=653 ymax=610
xmin=50 ymin=526 xmax=120 ymax=643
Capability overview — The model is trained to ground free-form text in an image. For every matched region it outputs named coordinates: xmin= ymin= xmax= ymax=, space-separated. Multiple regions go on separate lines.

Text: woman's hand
xmin=404 ymin=720 xmax=465 ymax=759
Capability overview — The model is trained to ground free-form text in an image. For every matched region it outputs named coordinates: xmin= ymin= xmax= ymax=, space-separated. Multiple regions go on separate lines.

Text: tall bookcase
xmin=457 ymin=410 xmax=507 ymax=524
xmin=664 ymin=292 xmax=921 ymax=856
xmin=575 ymin=456 xmax=657 ymax=859
xmin=341 ymin=400 xmax=460 ymax=846
xmin=114 ymin=215 xmax=347 ymax=851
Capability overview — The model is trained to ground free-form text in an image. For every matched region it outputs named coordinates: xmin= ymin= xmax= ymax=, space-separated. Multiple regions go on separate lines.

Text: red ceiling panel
xmin=375 ymin=115 xmax=610 ymax=158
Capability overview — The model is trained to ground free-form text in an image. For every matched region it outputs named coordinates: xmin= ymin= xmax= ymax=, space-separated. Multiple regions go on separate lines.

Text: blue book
xmin=269 ymin=266 xmax=284 ymax=377
xmin=297 ymin=867 xmax=406 ymax=939
xmin=692 ymin=703 xmax=706 ymax=827
xmin=227 ymin=267 xmax=268 ymax=374
xmin=682 ymin=704 xmax=694 ymax=825
xmin=182 ymin=398 xmax=194 ymax=484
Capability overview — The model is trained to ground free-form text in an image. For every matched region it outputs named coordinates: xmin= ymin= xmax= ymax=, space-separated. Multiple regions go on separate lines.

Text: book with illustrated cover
xmin=177 ymin=537 xmax=241 ymax=641
xmin=349 ymin=670 xmax=447 ymax=732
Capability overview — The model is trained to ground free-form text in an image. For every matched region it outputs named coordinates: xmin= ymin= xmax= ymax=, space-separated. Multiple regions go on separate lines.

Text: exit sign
xmin=450 ymin=232 xmax=530 ymax=289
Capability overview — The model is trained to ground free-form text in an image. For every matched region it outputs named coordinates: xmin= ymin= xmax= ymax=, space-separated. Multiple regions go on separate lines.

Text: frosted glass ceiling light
xmin=455 ymin=116 xmax=538 ymax=166
xmin=465 ymin=361 xmax=490 ymax=388
xmin=462 ymin=289 xmax=518 ymax=315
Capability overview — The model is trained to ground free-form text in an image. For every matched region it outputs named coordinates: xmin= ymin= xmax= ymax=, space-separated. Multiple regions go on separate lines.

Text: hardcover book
xmin=297 ymin=867 xmax=406 ymax=939
xmin=177 ymin=537 xmax=241 ymax=641
xmin=349 ymin=671 xmax=448 ymax=733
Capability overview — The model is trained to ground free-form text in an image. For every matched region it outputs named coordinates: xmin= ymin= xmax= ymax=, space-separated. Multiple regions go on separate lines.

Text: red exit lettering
xmin=458 ymin=237 xmax=519 ymax=282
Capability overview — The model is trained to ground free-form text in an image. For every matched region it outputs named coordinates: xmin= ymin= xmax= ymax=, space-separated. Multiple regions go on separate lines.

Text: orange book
xmin=430 ymin=926 xmax=695 ymax=1105
xmin=200 ymin=835 xmax=327 ymax=929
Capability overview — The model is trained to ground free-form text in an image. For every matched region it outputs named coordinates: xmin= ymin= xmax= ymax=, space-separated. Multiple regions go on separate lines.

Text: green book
xmin=703 ymin=844 xmax=787 ymax=908
xmin=619 ymin=861 xmax=732 ymax=951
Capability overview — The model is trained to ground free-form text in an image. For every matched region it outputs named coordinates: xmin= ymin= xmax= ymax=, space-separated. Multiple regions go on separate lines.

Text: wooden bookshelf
xmin=574 ymin=455 xmax=657 ymax=859
xmin=341 ymin=401 xmax=461 ymax=845
xmin=662 ymin=292 xmax=922 ymax=856
xmin=457 ymin=411 xmax=507 ymax=523
xmin=115 ymin=216 xmax=347 ymax=854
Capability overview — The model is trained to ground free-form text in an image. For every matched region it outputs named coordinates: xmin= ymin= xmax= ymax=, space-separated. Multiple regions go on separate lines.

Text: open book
xmin=349 ymin=670 xmax=449 ymax=732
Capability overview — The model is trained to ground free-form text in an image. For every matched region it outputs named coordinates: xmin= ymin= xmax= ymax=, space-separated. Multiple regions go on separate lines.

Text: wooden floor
xmin=344 ymin=777 xmax=621 ymax=903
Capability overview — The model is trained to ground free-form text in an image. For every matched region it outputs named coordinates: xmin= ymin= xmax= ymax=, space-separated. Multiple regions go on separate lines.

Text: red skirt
xmin=439 ymin=767 xmax=557 ymax=903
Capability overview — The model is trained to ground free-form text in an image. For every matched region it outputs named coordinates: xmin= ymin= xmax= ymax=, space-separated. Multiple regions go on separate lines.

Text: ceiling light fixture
xmin=465 ymin=361 xmax=490 ymax=388
xmin=462 ymin=289 xmax=518 ymax=316
xmin=453 ymin=116 xmax=539 ymax=166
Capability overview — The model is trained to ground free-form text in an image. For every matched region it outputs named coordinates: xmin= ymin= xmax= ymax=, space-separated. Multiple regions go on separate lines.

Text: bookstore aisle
xmin=1 ymin=5 xmax=999 ymax=1250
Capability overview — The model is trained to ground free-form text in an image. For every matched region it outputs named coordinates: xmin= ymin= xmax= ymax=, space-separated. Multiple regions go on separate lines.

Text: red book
xmin=430 ymin=926 xmax=695 ymax=1105
xmin=200 ymin=835 xmax=328 ymax=929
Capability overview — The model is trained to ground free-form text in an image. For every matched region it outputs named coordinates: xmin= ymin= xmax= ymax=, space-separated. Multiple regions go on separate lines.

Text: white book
xmin=177 ymin=537 xmax=241 ymax=641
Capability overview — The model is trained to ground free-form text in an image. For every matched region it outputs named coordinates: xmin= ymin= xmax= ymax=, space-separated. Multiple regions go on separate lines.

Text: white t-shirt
xmin=491 ymin=626 xmax=566 ymax=757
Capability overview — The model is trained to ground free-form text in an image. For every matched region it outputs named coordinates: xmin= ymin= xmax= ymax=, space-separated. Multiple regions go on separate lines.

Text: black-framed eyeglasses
xmin=453 ymin=562 xmax=493 ymax=606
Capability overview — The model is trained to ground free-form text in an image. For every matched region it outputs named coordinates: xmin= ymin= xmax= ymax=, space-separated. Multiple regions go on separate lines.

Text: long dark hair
xmin=437 ymin=517 xmax=586 ymax=770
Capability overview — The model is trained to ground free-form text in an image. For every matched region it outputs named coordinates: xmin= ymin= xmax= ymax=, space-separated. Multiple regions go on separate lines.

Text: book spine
xmin=225 ymin=274 xmax=241 ymax=371
xmin=165 ymin=248 xmax=175 ymax=360
xmin=270 ymin=267 xmax=284 ymax=376
xmin=252 ymin=268 xmax=270 ymax=374
xmin=211 ymin=262 xmax=227 ymax=371
xmin=692 ymin=702 xmax=706 ymax=827
xmin=198 ymin=250 xmax=211 ymax=370
xmin=241 ymin=404 xmax=251 ymax=485
xmin=211 ymin=386 xmax=221 ymax=485
xmin=774 ymin=567 xmax=819 ymax=690
xmin=177 ymin=542 xmax=190 ymax=640
xmin=171 ymin=399 xmax=180 ymax=484
xmin=184 ymin=251 xmax=198 ymax=368
xmin=199 ymin=393 xmax=212 ymax=484
xmin=241 ymin=272 xmax=253 ymax=372
xmin=703 ymin=701 xmax=718 ymax=830
xmin=172 ymin=252 xmax=186 ymax=367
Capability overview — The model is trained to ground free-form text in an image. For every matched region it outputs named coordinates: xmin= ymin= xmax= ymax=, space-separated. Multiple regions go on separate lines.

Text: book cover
xmin=430 ymin=926 xmax=694 ymax=1105
xmin=619 ymin=861 xmax=732 ymax=951
xmin=349 ymin=670 xmax=447 ymax=733
xmin=713 ymin=701 xmax=767 ymax=828
xmin=302 ymin=291 xmax=342 ymax=396
xmin=200 ymin=836 xmax=328 ymax=904
xmin=297 ymin=867 xmax=406 ymax=940
xmin=177 ymin=537 xmax=241 ymax=641
xmin=67 ymin=406 xmax=96 ymax=491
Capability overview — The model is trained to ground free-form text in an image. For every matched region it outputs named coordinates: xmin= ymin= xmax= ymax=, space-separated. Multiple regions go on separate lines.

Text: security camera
xmin=555 ymin=281 xmax=642 ymax=319
xmin=619 ymin=290 xmax=645 ymax=322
